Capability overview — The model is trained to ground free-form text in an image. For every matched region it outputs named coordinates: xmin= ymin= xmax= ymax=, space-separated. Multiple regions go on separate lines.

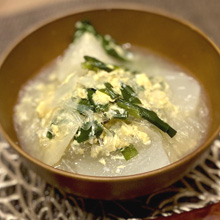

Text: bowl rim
xmin=0 ymin=3 xmax=220 ymax=183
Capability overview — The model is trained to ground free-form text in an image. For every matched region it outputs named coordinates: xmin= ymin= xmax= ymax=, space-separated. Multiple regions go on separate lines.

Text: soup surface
xmin=14 ymin=21 xmax=209 ymax=176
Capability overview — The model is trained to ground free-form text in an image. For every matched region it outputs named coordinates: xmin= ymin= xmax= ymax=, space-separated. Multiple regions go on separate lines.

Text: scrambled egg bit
xmin=93 ymin=90 xmax=113 ymax=105
xmin=33 ymin=62 xmax=177 ymax=165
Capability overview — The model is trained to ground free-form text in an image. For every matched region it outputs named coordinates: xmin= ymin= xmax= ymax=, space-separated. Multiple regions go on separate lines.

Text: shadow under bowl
xmin=0 ymin=6 xmax=220 ymax=200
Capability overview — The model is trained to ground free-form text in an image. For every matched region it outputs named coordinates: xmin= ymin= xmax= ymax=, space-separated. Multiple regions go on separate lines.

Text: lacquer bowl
xmin=0 ymin=5 xmax=220 ymax=200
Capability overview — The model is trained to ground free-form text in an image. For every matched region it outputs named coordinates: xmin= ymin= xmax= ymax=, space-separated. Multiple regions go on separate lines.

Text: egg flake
xmin=135 ymin=73 xmax=152 ymax=89
xmin=36 ymin=101 xmax=49 ymax=118
xmin=98 ymin=158 xmax=106 ymax=165
xmin=120 ymin=124 xmax=151 ymax=145
xmin=93 ymin=90 xmax=113 ymax=105
xmin=74 ymin=84 xmax=87 ymax=99
xmin=115 ymin=165 xmax=126 ymax=173
xmin=146 ymin=90 xmax=170 ymax=107
xmin=61 ymin=73 xmax=75 ymax=85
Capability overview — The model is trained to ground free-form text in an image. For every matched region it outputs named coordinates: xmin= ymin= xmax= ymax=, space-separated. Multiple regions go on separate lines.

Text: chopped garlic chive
xmin=82 ymin=56 xmax=115 ymax=72
xmin=167 ymin=126 xmax=177 ymax=138
xmin=87 ymin=88 xmax=96 ymax=106
xmin=99 ymin=82 xmax=120 ymax=100
xmin=112 ymin=110 xmax=128 ymax=119
xmin=120 ymin=144 xmax=138 ymax=160
xmin=116 ymin=98 xmax=140 ymax=118
xmin=93 ymin=121 xmax=103 ymax=138
xmin=77 ymin=98 xmax=92 ymax=114
xmin=74 ymin=121 xmax=104 ymax=143
xmin=46 ymin=130 xmax=54 ymax=139
xmin=76 ymin=66 xmax=176 ymax=138
xmin=116 ymin=98 xmax=176 ymax=138
xmin=104 ymin=82 xmax=120 ymax=99
xmin=95 ymin=103 xmax=109 ymax=113
xmin=120 ymin=83 xmax=142 ymax=104
xmin=102 ymin=35 xmax=130 ymax=61
xmin=74 ymin=126 xmax=92 ymax=143
xmin=136 ymin=105 xmax=177 ymax=138
xmin=74 ymin=20 xmax=131 ymax=61
xmin=77 ymin=88 xmax=111 ymax=115
xmin=74 ymin=20 xmax=99 ymax=41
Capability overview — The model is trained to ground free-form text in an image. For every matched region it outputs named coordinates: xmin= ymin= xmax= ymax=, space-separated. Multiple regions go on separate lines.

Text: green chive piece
xmin=86 ymin=88 xmax=110 ymax=113
xmin=82 ymin=56 xmax=138 ymax=74
xmin=77 ymin=98 xmax=92 ymax=114
xmin=116 ymin=97 xmax=176 ymax=137
xmin=120 ymin=83 xmax=142 ymax=104
xmin=102 ymin=35 xmax=130 ymax=61
xmin=74 ymin=123 xmax=92 ymax=143
xmin=86 ymin=88 xmax=96 ymax=112
xmin=77 ymin=88 xmax=97 ymax=114
xmin=121 ymin=144 xmax=138 ymax=160
xmin=136 ymin=105 xmax=177 ymax=138
xmin=167 ymin=126 xmax=177 ymax=138
xmin=116 ymin=99 xmax=140 ymax=118
xmin=112 ymin=110 xmax=128 ymax=119
xmin=82 ymin=56 xmax=115 ymax=72
xmin=74 ymin=20 xmax=99 ymax=41
xmin=74 ymin=121 xmax=104 ymax=143
xmin=76 ymin=88 xmax=110 ymax=114
xmin=46 ymin=130 xmax=54 ymax=139
xmin=95 ymin=103 xmax=109 ymax=113
xmin=99 ymin=82 xmax=120 ymax=100
xmin=74 ymin=20 xmax=131 ymax=61
xmin=93 ymin=121 xmax=103 ymax=138
xmin=87 ymin=88 xmax=96 ymax=106
xmin=104 ymin=82 xmax=120 ymax=99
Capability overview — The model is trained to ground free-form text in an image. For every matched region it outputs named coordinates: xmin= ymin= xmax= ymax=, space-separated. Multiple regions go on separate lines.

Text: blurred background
xmin=0 ymin=0 xmax=220 ymax=58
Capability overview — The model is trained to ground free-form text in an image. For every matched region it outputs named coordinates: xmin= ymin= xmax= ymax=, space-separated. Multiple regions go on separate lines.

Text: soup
xmin=14 ymin=21 xmax=209 ymax=176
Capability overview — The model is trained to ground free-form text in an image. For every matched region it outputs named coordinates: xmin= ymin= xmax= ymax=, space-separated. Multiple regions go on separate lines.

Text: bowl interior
xmin=0 ymin=9 xmax=220 ymax=199
xmin=1 ymin=9 xmax=220 ymax=147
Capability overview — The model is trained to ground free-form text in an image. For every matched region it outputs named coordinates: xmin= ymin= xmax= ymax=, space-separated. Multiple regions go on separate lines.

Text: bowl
xmin=0 ymin=5 xmax=220 ymax=200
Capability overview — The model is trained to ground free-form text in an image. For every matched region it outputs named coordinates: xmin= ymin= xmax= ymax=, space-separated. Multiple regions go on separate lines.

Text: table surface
xmin=1 ymin=1 xmax=220 ymax=219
